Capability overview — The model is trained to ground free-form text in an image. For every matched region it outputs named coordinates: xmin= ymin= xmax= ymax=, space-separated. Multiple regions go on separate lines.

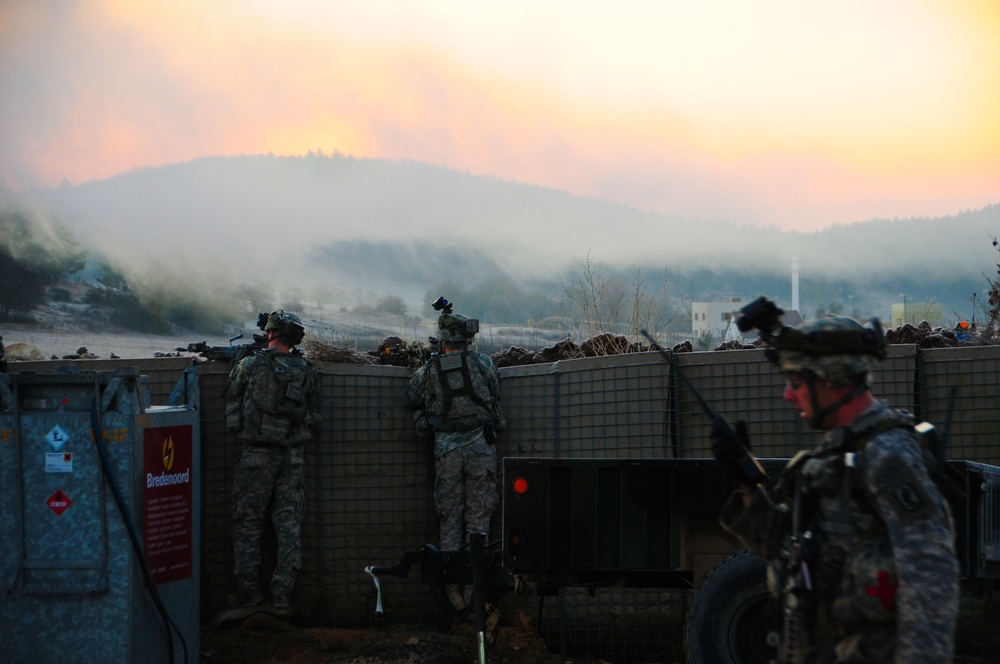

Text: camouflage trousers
xmin=434 ymin=436 xmax=498 ymax=551
xmin=231 ymin=444 xmax=305 ymax=596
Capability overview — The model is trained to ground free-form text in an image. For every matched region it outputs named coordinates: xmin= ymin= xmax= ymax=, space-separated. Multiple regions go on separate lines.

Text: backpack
xmin=234 ymin=350 xmax=315 ymax=444
xmin=424 ymin=350 xmax=495 ymax=432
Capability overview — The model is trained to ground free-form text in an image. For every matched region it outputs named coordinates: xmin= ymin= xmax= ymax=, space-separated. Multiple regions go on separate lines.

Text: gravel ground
xmin=200 ymin=611 xmax=617 ymax=664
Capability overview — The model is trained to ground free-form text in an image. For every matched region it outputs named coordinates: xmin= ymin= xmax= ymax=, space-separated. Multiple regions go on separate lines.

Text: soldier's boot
xmin=446 ymin=584 xmax=466 ymax=611
xmin=227 ymin=588 xmax=263 ymax=609
xmin=228 ymin=574 xmax=263 ymax=608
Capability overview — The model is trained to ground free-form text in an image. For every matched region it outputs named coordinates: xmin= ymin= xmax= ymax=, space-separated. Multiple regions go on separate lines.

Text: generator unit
xmin=0 ymin=366 xmax=200 ymax=664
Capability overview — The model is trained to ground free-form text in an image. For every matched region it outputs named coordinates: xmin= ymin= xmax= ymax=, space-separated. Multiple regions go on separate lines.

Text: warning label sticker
xmin=45 ymin=452 xmax=74 ymax=473
xmin=46 ymin=489 xmax=72 ymax=515
xmin=45 ymin=424 xmax=71 ymax=451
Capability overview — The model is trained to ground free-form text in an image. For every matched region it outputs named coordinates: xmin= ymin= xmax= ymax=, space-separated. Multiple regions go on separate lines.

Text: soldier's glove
xmin=711 ymin=415 xmax=767 ymax=487
xmin=413 ymin=410 xmax=431 ymax=441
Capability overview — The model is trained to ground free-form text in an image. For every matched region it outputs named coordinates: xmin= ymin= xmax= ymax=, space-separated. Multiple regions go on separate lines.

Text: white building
xmin=890 ymin=301 xmax=943 ymax=328
xmin=691 ymin=298 xmax=748 ymax=339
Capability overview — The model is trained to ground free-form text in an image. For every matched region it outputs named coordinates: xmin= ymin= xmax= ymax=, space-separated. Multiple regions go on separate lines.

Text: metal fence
xmin=10 ymin=343 xmax=1000 ymax=662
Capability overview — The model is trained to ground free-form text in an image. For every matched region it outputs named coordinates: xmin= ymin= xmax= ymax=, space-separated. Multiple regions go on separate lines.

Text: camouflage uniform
xmin=720 ymin=402 xmax=958 ymax=662
xmin=227 ymin=346 xmax=320 ymax=599
xmin=403 ymin=348 xmax=502 ymax=550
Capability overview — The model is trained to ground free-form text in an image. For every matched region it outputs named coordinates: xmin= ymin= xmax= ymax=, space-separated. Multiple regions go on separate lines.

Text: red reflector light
xmin=512 ymin=477 xmax=529 ymax=495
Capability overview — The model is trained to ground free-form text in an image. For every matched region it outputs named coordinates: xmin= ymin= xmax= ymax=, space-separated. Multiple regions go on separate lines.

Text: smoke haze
xmin=3 ymin=154 xmax=997 ymax=325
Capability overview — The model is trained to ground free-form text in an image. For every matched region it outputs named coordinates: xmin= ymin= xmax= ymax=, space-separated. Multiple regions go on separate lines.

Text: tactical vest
xmin=424 ymin=350 xmax=494 ymax=432
xmin=776 ymin=406 xmax=961 ymax=645
xmin=234 ymin=350 xmax=315 ymax=445
xmin=778 ymin=407 xmax=963 ymax=520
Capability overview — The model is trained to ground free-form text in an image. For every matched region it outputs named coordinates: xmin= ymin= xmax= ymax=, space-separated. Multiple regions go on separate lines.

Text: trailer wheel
xmin=686 ymin=550 xmax=775 ymax=664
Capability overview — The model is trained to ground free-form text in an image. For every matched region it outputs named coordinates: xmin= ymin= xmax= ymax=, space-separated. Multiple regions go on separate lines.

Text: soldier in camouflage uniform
xmin=402 ymin=305 xmax=504 ymax=611
xmin=225 ymin=311 xmax=320 ymax=613
xmin=712 ymin=314 xmax=959 ymax=663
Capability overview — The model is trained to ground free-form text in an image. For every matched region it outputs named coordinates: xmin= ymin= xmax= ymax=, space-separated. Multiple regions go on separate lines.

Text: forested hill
xmin=3 ymin=154 xmax=999 ymax=330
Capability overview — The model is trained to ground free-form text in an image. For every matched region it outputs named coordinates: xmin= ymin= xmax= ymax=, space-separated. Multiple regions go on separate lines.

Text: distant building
xmin=692 ymin=298 xmax=746 ymax=338
xmin=891 ymin=302 xmax=943 ymax=328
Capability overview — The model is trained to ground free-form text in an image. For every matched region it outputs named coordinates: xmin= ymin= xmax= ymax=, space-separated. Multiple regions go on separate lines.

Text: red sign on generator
xmin=46 ymin=489 xmax=72 ymax=515
xmin=143 ymin=425 xmax=194 ymax=584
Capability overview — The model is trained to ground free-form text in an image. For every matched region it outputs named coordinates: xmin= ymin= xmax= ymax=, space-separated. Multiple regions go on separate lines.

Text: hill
xmin=4 ymin=154 xmax=999 ymax=329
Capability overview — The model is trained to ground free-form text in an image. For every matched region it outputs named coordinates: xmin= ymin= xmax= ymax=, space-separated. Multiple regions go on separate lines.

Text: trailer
xmin=370 ymin=455 xmax=1000 ymax=664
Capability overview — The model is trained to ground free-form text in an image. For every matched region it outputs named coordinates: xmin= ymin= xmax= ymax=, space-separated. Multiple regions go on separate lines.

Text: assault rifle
xmin=775 ymin=474 xmax=817 ymax=664
xmin=176 ymin=333 xmax=266 ymax=363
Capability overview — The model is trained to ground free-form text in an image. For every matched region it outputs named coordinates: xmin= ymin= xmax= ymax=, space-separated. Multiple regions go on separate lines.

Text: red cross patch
xmin=865 ymin=570 xmax=898 ymax=612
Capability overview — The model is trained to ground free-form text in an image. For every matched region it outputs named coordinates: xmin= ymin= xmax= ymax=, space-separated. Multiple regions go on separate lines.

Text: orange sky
xmin=1 ymin=0 xmax=998 ymax=231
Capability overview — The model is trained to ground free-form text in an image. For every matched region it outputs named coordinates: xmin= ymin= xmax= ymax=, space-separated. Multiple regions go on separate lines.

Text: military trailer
xmin=498 ymin=456 xmax=1000 ymax=663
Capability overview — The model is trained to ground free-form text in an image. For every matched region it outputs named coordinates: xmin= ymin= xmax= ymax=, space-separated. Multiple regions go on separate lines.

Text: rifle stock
xmin=776 ymin=475 xmax=816 ymax=664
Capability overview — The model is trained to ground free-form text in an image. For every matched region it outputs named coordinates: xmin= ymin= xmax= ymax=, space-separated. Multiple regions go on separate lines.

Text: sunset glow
xmin=1 ymin=0 xmax=997 ymax=231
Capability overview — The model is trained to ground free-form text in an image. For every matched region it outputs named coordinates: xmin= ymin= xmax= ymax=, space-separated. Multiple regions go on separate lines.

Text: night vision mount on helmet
xmin=431 ymin=297 xmax=480 ymax=344
xmin=736 ymin=296 xmax=886 ymax=366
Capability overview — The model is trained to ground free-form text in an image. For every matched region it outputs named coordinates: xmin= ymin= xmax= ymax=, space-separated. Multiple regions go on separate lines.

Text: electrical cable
xmin=90 ymin=397 xmax=189 ymax=664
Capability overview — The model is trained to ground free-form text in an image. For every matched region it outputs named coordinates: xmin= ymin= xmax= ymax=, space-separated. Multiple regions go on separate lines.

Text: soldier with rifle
xmin=224 ymin=310 xmax=320 ymax=614
xmin=711 ymin=297 xmax=959 ymax=663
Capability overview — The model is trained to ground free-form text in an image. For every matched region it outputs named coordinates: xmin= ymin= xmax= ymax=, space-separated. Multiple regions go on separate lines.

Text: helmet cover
xmin=775 ymin=316 xmax=885 ymax=387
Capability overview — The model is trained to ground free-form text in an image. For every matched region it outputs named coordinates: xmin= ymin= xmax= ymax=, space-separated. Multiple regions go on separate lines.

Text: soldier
xmin=712 ymin=313 xmax=959 ymax=663
xmin=225 ymin=311 xmax=320 ymax=613
xmin=402 ymin=302 xmax=504 ymax=611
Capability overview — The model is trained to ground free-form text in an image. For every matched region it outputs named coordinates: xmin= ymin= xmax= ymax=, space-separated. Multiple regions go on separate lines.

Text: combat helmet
xmin=437 ymin=312 xmax=480 ymax=345
xmin=430 ymin=296 xmax=480 ymax=346
xmin=262 ymin=311 xmax=306 ymax=346
xmin=772 ymin=316 xmax=886 ymax=388
xmin=736 ymin=297 xmax=888 ymax=429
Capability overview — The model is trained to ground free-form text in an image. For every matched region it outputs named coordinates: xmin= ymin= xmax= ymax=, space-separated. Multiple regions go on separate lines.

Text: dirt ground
xmin=200 ymin=611 xmax=616 ymax=664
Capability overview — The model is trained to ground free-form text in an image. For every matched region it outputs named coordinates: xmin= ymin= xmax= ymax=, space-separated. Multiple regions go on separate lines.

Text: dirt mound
xmin=884 ymin=321 xmax=991 ymax=348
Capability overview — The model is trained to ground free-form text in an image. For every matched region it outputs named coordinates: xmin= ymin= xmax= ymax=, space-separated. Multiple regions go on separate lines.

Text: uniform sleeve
xmin=471 ymin=352 xmax=501 ymax=399
xmin=485 ymin=357 xmax=501 ymax=399
xmin=402 ymin=366 xmax=427 ymax=410
xmin=307 ymin=364 xmax=321 ymax=423
xmin=227 ymin=356 xmax=251 ymax=397
xmin=863 ymin=434 xmax=959 ymax=663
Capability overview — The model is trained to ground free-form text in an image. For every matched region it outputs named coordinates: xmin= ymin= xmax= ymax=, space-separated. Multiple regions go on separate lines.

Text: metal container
xmin=0 ymin=366 xmax=200 ymax=664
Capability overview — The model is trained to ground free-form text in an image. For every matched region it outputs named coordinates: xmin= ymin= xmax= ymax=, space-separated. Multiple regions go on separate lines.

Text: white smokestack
xmin=791 ymin=256 xmax=800 ymax=313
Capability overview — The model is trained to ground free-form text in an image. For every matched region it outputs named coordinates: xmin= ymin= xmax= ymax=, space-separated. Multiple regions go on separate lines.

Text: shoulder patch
xmin=875 ymin=461 xmax=934 ymax=524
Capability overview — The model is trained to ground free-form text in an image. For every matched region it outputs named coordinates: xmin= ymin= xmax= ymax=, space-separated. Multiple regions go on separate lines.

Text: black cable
xmin=90 ymin=397 xmax=189 ymax=664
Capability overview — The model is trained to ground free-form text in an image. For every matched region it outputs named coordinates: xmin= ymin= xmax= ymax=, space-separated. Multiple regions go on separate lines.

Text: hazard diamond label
xmin=46 ymin=490 xmax=72 ymax=515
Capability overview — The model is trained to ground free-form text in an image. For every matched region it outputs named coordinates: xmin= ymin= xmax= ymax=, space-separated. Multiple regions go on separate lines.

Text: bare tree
xmin=970 ymin=236 xmax=1000 ymax=340
xmin=560 ymin=251 xmax=687 ymax=355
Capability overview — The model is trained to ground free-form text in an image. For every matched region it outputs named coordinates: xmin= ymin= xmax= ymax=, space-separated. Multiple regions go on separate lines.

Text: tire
xmin=685 ymin=550 xmax=776 ymax=664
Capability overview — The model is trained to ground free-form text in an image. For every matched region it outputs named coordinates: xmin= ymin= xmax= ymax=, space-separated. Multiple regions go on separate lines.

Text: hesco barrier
xmin=9 ymin=344 xmax=1000 ymax=663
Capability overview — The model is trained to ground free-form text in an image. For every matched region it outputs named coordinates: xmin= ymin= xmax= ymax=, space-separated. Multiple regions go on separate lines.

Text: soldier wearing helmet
xmin=225 ymin=310 xmax=319 ymax=614
xmin=712 ymin=299 xmax=959 ymax=663
xmin=402 ymin=298 xmax=504 ymax=613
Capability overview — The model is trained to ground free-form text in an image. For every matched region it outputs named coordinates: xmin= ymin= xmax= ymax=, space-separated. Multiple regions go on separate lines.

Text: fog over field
xmin=4 ymin=155 xmax=999 ymax=329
